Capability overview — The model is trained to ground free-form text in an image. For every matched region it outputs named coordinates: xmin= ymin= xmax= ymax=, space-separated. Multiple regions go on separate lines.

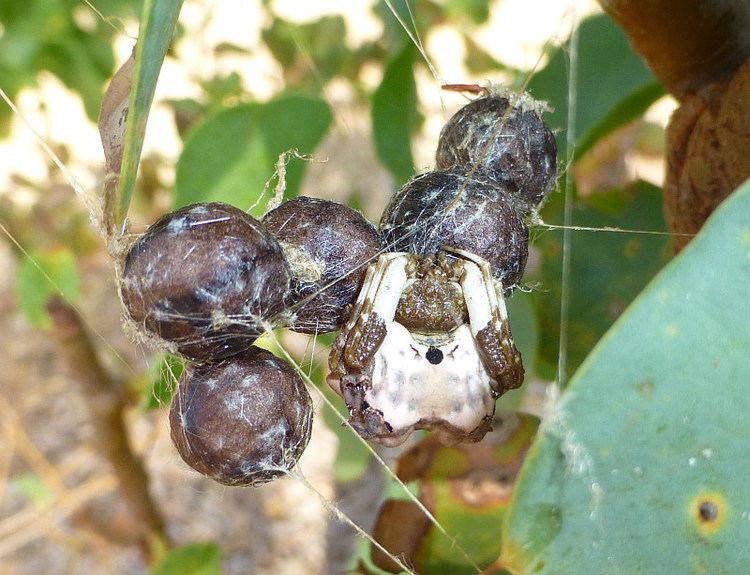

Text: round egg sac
xmin=169 ymin=346 xmax=313 ymax=486
xmin=263 ymin=196 xmax=383 ymax=333
xmin=380 ymin=171 xmax=529 ymax=291
xmin=435 ymin=94 xmax=557 ymax=209
xmin=120 ymin=202 xmax=291 ymax=361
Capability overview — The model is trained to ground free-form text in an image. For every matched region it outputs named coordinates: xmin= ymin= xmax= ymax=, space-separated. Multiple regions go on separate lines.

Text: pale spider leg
xmin=342 ymin=252 xmax=405 ymax=331
xmin=450 ymin=247 xmax=524 ymax=393
xmin=328 ymin=253 xmax=410 ymax=391
xmin=369 ymin=254 xmax=410 ymax=323
xmin=442 ymin=246 xmax=509 ymax=326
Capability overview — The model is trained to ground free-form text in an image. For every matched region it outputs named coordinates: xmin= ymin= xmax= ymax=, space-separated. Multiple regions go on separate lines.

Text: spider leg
xmin=458 ymin=251 xmax=524 ymax=395
xmin=328 ymin=253 xmax=409 ymax=389
xmin=327 ymin=253 xmax=412 ymax=441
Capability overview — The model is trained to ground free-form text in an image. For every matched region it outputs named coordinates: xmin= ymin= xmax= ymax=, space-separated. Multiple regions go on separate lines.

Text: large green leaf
xmin=174 ymin=94 xmax=332 ymax=216
xmin=531 ymin=181 xmax=672 ymax=379
xmin=16 ymin=247 xmax=80 ymax=329
xmin=117 ymin=0 xmax=183 ymax=227
xmin=501 ymin=179 xmax=750 ymax=573
xmin=371 ymin=44 xmax=419 ymax=186
xmin=528 ymin=13 xmax=663 ymax=160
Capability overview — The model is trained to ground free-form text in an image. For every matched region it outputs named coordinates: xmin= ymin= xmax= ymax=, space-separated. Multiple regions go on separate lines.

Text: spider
xmin=324 ymin=87 xmax=556 ymax=447
xmin=327 ymin=246 xmax=524 ymax=447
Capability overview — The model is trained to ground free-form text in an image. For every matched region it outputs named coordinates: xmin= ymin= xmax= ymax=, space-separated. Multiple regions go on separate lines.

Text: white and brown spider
xmin=327 ymin=245 xmax=524 ymax=447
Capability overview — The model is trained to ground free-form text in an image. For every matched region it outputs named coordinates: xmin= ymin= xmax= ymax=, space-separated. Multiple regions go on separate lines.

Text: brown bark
xmin=47 ymin=297 xmax=167 ymax=559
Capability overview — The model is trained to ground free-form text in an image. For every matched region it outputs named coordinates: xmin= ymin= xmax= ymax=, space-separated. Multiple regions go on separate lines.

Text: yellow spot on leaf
xmin=499 ymin=538 xmax=527 ymax=575
xmin=665 ymin=324 xmax=679 ymax=337
xmin=689 ymin=491 xmax=728 ymax=536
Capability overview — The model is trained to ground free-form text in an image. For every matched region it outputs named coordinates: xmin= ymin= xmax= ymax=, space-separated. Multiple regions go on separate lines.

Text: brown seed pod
xmin=169 ymin=346 xmax=313 ymax=486
xmin=380 ymin=171 xmax=528 ymax=291
xmin=263 ymin=196 xmax=383 ymax=333
xmin=120 ymin=202 xmax=291 ymax=361
xmin=436 ymin=93 xmax=557 ymax=209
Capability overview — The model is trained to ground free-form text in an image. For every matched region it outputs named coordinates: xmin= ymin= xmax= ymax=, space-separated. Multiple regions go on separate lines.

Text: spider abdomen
xmin=360 ymin=323 xmax=495 ymax=446
xmin=380 ymin=171 xmax=529 ymax=292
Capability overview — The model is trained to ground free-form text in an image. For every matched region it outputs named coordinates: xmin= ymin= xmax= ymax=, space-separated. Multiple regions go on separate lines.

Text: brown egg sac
xmin=263 ymin=196 xmax=383 ymax=333
xmin=169 ymin=346 xmax=313 ymax=486
xmin=120 ymin=202 xmax=291 ymax=361
xmin=436 ymin=93 xmax=557 ymax=209
xmin=380 ymin=171 xmax=529 ymax=292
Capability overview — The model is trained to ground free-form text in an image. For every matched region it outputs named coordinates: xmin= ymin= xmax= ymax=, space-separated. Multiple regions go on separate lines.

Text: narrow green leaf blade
xmin=502 ymin=179 xmax=750 ymax=573
xmin=371 ymin=44 xmax=418 ymax=186
xmin=116 ymin=0 xmax=183 ymax=226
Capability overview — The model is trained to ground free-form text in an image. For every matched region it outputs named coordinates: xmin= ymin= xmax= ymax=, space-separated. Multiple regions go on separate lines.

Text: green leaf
xmin=576 ymin=81 xmax=665 ymax=158
xmin=140 ymin=354 xmax=183 ymax=411
xmin=262 ymin=16 xmax=348 ymax=87
xmin=151 ymin=542 xmax=221 ymax=575
xmin=322 ymin=400 xmax=372 ymax=483
xmin=371 ymin=414 xmax=539 ymax=574
xmin=17 ymin=247 xmax=80 ymax=329
xmin=528 ymin=13 xmax=662 ymax=160
xmin=531 ymin=181 xmax=672 ymax=379
xmin=0 ymin=0 xmax=138 ymax=136
xmin=117 ymin=0 xmax=183 ymax=227
xmin=371 ymin=44 xmax=418 ymax=186
xmin=443 ymin=0 xmax=490 ymax=24
xmin=506 ymin=290 xmax=538 ymax=380
xmin=502 ymin=179 xmax=750 ymax=573
xmin=174 ymin=94 xmax=332 ymax=216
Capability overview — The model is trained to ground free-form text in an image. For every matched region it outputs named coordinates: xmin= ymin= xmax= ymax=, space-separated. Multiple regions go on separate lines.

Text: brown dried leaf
xmin=601 ymin=0 xmax=750 ymax=99
xmin=396 ymin=413 xmax=537 ymax=483
xmin=370 ymin=414 xmax=539 ymax=573
xmin=665 ymin=54 xmax=750 ymax=251
xmin=98 ymin=53 xmax=135 ymax=235
xmin=371 ymin=500 xmax=430 ymax=574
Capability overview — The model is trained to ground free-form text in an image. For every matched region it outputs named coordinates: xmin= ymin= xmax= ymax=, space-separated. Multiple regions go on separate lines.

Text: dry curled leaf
xmin=600 ymin=0 xmax=750 ymax=99
xmin=665 ymin=55 xmax=750 ymax=251
xmin=98 ymin=53 xmax=134 ymax=235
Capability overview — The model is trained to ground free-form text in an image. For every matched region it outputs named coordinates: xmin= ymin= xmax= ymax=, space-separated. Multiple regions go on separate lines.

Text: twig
xmin=46 ymin=297 xmax=168 ymax=559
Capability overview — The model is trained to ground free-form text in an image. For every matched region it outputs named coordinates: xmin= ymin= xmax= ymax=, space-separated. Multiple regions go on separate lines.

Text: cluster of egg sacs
xmin=120 ymin=92 xmax=556 ymax=487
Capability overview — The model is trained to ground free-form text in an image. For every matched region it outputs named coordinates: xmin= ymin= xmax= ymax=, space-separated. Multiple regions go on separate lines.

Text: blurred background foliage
xmin=0 ymin=0 xmax=685 ymax=573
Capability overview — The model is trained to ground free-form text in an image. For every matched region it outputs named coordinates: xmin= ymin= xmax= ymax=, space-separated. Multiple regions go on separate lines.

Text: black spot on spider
xmin=426 ymin=346 xmax=444 ymax=365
